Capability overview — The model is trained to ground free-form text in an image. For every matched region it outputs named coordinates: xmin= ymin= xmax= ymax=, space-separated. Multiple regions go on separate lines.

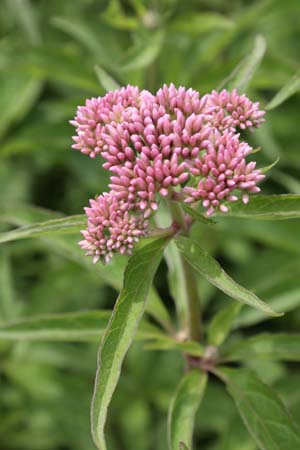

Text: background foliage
xmin=1 ymin=0 xmax=300 ymax=449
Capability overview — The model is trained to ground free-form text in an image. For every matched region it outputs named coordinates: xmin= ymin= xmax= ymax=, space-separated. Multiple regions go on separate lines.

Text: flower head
xmin=183 ymin=130 xmax=265 ymax=216
xmin=207 ymin=89 xmax=265 ymax=131
xmin=71 ymin=84 xmax=266 ymax=262
xmin=79 ymin=193 xmax=148 ymax=264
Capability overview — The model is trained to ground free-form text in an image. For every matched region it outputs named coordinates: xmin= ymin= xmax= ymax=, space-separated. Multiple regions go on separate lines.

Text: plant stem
xmin=181 ymin=256 xmax=202 ymax=341
xmin=168 ymin=200 xmax=202 ymax=341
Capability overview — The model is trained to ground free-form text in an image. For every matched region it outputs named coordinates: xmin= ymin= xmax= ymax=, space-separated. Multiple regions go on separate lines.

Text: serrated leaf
xmin=218 ymin=195 xmax=300 ymax=220
xmin=0 ymin=310 xmax=163 ymax=343
xmin=222 ymin=333 xmax=300 ymax=362
xmin=181 ymin=203 xmax=215 ymax=225
xmin=219 ymin=368 xmax=300 ymax=450
xmin=266 ymin=69 xmax=300 ymax=110
xmin=208 ymin=302 xmax=242 ymax=346
xmin=94 ymin=65 xmax=120 ymax=92
xmin=91 ymin=236 xmax=169 ymax=450
xmin=175 ymin=236 xmax=282 ymax=317
xmin=223 ymin=35 xmax=266 ymax=92
xmin=168 ymin=370 xmax=207 ymax=450
xmin=0 ymin=215 xmax=86 ymax=243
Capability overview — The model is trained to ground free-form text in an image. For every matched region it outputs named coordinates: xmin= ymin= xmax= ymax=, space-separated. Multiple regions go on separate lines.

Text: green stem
xmin=181 ymin=256 xmax=202 ymax=341
xmin=168 ymin=201 xmax=202 ymax=342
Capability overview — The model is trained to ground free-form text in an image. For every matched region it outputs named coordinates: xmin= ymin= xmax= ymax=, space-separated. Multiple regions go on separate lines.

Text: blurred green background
xmin=1 ymin=0 xmax=300 ymax=449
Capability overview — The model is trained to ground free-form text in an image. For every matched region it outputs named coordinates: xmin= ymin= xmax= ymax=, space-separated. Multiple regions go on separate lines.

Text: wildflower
xmin=207 ymin=89 xmax=265 ymax=131
xmin=71 ymin=84 xmax=266 ymax=262
xmin=70 ymin=85 xmax=152 ymax=159
xmin=79 ymin=193 xmax=148 ymax=264
xmin=183 ymin=130 xmax=265 ymax=216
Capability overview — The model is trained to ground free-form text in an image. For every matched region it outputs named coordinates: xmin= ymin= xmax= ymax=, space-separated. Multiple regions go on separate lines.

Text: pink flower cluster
xmin=71 ymin=84 xmax=265 ymax=262
xmin=79 ymin=194 xmax=148 ymax=264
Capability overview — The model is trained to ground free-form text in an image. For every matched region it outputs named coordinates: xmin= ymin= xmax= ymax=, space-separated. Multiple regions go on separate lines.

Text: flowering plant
xmin=1 ymin=78 xmax=300 ymax=450
xmin=65 ymin=84 xmax=298 ymax=450
xmin=2 ymin=2 xmax=300 ymax=448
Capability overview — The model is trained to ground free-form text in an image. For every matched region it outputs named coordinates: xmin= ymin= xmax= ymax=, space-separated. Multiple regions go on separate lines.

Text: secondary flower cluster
xmin=71 ymin=84 xmax=265 ymax=263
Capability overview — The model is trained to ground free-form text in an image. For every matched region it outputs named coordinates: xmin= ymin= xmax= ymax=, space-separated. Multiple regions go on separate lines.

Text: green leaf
xmin=24 ymin=46 xmax=100 ymax=93
xmin=0 ymin=311 xmax=110 ymax=342
xmin=168 ymin=370 xmax=207 ymax=450
xmin=0 ymin=206 xmax=172 ymax=331
xmin=208 ymin=302 xmax=242 ymax=346
xmin=6 ymin=0 xmax=41 ymax=45
xmin=0 ymin=248 xmax=19 ymax=321
xmin=223 ymin=35 xmax=266 ymax=92
xmin=218 ymin=220 xmax=300 ymax=255
xmin=271 ymin=170 xmax=300 ymax=195
xmin=120 ymin=30 xmax=164 ymax=72
xmin=181 ymin=203 xmax=216 ymax=225
xmin=260 ymin=156 xmax=280 ymax=174
xmin=222 ymin=333 xmax=300 ymax=362
xmin=219 ymin=368 xmax=300 ymax=450
xmin=266 ymin=69 xmax=300 ymax=110
xmin=175 ymin=236 xmax=282 ymax=317
xmin=0 ymin=310 xmax=163 ymax=343
xmin=91 ymin=236 xmax=169 ymax=450
xmin=101 ymin=0 xmax=139 ymax=30
xmin=50 ymin=17 xmax=113 ymax=66
xmin=0 ymin=73 xmax=42 ymax=140
xmin=0 ymin=215 xmax=86 ymax=243
xmin=235 ymin=286 xmax=300 ymax=328
xmin=145 ymin=337 xmax=204 ymax=357
xmin=0 ymin=205 xmax=62 ymax=226
xmin=94 ymin=65 xmax=120 ymax=92
xmin=218 ymin=195 xmax=300 ymax=220
xmin=170 ymin=12 xmax=234 ymax=34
